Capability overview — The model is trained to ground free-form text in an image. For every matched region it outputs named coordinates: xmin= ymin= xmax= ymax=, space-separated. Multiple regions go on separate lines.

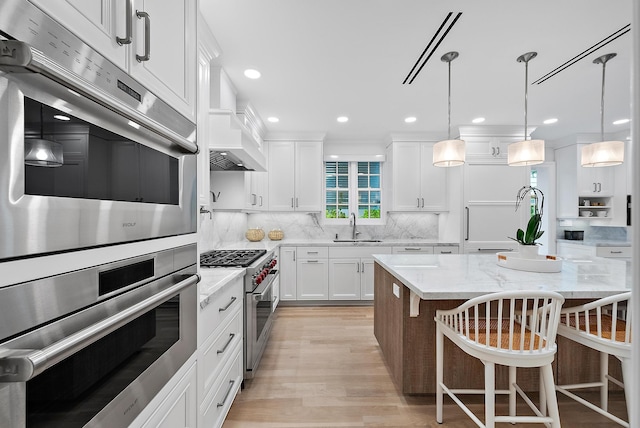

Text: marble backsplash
xmin=199 ymin=211 xmax=440 ymax=248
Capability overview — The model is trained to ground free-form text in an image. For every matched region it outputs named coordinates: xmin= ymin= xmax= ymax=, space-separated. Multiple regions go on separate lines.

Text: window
xmin=325 ymin=161 xmax=382 ymax=222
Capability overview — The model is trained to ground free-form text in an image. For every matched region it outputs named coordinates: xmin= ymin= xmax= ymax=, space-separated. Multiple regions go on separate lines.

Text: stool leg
xmin=600 ymin=351 xmax=609 ymax=411
xmin=485 ymin=361 xmax=495 ymax=428
xmin=539 ymin=367 xmax=547 ymax=416
xmin=541 ymin=364 xmax=561 ymax=428
xmin=509 ymin=365 xmax=516 ymax=419
xmin=436 ymin=324 xmax=444 ymax=424
xmin=620 ymin=356 xmax=632 ymax=427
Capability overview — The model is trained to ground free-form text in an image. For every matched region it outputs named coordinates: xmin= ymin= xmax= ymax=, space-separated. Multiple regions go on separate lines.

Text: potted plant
xmin=509 ymin=186 xmax=544 ymax=258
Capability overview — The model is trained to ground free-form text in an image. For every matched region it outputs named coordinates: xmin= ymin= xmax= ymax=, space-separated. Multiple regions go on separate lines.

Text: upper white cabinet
xmin=388 ymin=141 xmax=447 ymax=211
xmin=30 ymin=0 xmax=197 ymax=122
xmin=555 ymin=140 xmax=624 ymax=224
xmin=267 ymin=141 xmax=323 ymax=212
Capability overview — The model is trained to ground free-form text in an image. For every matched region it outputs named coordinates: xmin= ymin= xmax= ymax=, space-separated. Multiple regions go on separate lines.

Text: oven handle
xmin=0 ymin=273 xmax=199 ymax=383
xmin=252 ymin=275 xmax=275 ymax=301
xmin=0 ymin=40 xmax=197 ymax=154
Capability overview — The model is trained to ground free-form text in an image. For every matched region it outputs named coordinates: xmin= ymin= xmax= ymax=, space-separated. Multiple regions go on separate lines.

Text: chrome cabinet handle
xmin=404 ymin=247 xmax=422 ymax=251
xmin=216 ymin=333 xmax=235 ymax=354
xmin=295 ymin=197 xmax=299 ymax=208
xmin=0 ymin=274 xmax=198 ymax=382
xmin=610 ymin=250 xmax=623 ymax=254
xmin=593 ymin=183 xmax=598 ymax=192
xmin=421 ymin=198 xmax=425 ymax=208
xmin=291 ymin=198 xmax=294 ymax=208
xmin=356 ymin=263 xmax=360 ymax=273
xmin=440 ymin=251 xmax=452 ymax=254
xmin=597 ymin=183 xmax=602 ymax=192
xmin=465 ymin=206 xmax=470 ymax=241
xmin=491 ymin=147 xmax=496 ymax=156
xmin=116 ymin=0 xmax=132 ymax=45
xmin=417 ymin=198 xmax=420 ymax=208
xmin=218 ymin=296 xmax=237 ymax=312
xmin=361 ymin=262 xmax=365 ymax=272
xmin=259 ymin=196 xmax=263 ymax=207
xmin=217 ymin=379 xmax=236 ymax=408
xmin=251 ymin=193 xmax=257 ymax=205
xmin=496 ymin=147 xmax=500 ymax=156
xmin=307 ymin=260 xmax=319 ymax=263
xmin=136 ymin=10 xmax=151 ymax=62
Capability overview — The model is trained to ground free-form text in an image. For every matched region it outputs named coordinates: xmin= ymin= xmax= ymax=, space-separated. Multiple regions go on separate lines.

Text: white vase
xmin=518 ymin=244 xmax=539 ymax=259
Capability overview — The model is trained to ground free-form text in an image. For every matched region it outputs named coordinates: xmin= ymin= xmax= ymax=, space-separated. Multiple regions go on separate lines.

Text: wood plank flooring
xmin=222 ymin=306 xmax=627 ymax=427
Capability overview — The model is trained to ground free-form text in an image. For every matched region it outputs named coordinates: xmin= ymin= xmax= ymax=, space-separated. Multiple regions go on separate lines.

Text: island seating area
xmin=372 ymin=254 xmax=631 ymax=395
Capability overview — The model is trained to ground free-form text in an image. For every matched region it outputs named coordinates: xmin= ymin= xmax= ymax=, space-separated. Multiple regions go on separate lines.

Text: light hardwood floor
xmin=222 ymin=306 xmax=627 ymax=427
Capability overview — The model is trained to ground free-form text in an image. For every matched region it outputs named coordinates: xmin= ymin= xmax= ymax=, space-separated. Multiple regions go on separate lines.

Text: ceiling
xmin=200 ymin=0 xmax=632 ymax=145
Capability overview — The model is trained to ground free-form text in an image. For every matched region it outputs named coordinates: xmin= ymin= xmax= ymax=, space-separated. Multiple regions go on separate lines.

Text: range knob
xmin=270 ymin=259 xmax=277 ymax=267
xmin=255 ymin=275 xmax=263 ymax=285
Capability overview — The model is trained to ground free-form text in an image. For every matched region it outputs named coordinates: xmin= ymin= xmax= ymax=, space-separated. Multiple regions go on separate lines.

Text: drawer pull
xmin=217 ymin=333 xmax=235 ymax=354
xmin=219 ymin=296 xmax=237 ymax=312
xmin=440 ymin=251 xmax=452 ymax=254
xmin=610 ymin=251 xmax=623 ymax=254
xmin=404 ymin=247 xmax=422 ymax=251
xmin=217 ymin=379 xmax=236 ymax=408
xmin=307 ymin=251 xmax=319 ymax=254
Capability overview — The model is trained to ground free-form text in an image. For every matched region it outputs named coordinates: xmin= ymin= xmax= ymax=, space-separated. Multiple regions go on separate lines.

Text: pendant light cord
xmin=523 ymin=59 xmax=528 ymax=142
xmin=447 ymin=59 xmax=452 ymax=140
xmin=600 ymin=61 xmax=606 ymax=143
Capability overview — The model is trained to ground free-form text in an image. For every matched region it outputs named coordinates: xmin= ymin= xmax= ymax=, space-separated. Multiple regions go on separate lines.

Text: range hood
xmin=209 ymin=109 xmax=266 ymax=171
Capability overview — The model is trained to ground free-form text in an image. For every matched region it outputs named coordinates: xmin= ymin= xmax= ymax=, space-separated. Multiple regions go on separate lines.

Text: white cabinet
xmin=296 ymin=247 xmax=328 ymax=300
xmin=197 ymin=275 xmax=243 ymax=428
xmin=556 ymin=143 xmax=622 ymax=223
xmin=328 ymin=246 xmax=392 ymax=300
xmin=244 ymin=170 xmax=268 ymax=211
xmin=434 ymin=245 xmax=459 ymax=255
xmin=30 ymin=0 xmax=197 ymax=122
xmin=463 ymin=161 xmax=529 ymax=253
xmin=130 ymin=359 xmax=197 ymax=428
xmin=389 ymin=142 xmax=447 ymax=211
xmin=557 ymin=242 xmax=631 ymax=259
xmin=267 ymin=141 xmax=323 ymax=211
xmin=279 ymin=247 xmax=297 ymax=301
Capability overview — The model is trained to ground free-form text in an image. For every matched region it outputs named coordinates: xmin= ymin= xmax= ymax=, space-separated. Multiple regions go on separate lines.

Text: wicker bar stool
xmin=435 ymin=290 xmax=564 ymax=428
xmin=555 ymin=292 xmax=632 ymax=427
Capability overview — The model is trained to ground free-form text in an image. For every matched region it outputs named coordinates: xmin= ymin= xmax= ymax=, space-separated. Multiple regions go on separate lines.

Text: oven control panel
xmin=252 ymin=257 xmax=278 ymax=286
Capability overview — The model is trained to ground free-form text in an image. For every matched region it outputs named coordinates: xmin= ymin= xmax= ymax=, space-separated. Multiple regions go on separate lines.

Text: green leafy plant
xmin=509 ymin=186 xmax=544 ymax=246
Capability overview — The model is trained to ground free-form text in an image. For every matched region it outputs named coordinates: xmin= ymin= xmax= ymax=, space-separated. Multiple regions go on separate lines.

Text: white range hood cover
xmin=209 ymin=109 xmax=267 ymax=171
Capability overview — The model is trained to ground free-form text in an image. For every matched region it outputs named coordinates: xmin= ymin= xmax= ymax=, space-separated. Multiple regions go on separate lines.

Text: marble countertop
xmin=198 ymin=267 xmax=244 ymax=304
xmin=556 ymin=239 xmax=632 ymax=247
xmin=373 ymin=253 xmax=631 ymax=300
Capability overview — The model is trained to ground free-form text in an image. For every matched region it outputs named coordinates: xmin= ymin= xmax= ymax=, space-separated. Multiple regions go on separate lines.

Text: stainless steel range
xmin=200 ymin=249 xmax=278 ymax=379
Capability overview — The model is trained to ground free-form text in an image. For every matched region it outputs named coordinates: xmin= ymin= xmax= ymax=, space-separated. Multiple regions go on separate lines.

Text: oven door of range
xmin=244 ymin=271 xmax=278 ymax=379
xmin=0 ymin=270 xmax=198 ymax=428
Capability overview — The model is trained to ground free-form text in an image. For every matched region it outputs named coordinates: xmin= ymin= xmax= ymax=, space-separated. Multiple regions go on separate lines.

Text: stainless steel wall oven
xmin=0 ymin=244 xmax=198 ymax=428
xmin=0 ymin=0 xmax=198 ymax=262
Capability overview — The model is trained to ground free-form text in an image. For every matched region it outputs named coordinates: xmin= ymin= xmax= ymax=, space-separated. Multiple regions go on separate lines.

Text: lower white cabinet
xmin=279 ymin=247 xmax=297 ymax=301
xmin=130 ymin=358 xmax=197 ymax=428
xmin=557 ymin=242 xmax=631 ymax=259
xmin=197 ymin=275 xmax=244 ymax=428
xmin=296 ymin=247 xmax=329 ymax=300
xmin=328 ymin=247 xmax=392 ymax=300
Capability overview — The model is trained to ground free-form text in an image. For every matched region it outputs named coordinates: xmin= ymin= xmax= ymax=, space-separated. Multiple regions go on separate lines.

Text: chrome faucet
xmin=350 ymin=212 xmax=360 ymax=240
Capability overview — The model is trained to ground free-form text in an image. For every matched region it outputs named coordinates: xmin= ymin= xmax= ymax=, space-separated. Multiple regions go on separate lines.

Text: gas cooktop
xmin=200 ymin=249 xmax=267 ymax=268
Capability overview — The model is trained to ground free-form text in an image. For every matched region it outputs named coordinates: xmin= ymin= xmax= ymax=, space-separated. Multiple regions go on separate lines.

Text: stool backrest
xmin=561 ymin=292 xmax=632 ymax=345
xmin=438 ymin=291 xmax=565 ymax=352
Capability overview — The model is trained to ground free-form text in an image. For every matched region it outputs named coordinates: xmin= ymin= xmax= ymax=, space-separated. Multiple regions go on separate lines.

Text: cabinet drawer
xmin=392 ymin=246 xmax=434 ymax=254
xmin=596 ymin=246 xmax=631 ymax=258
xmin=201 ymin=310 xmax=243 ymax=394
xmin=329 ymin=246 xmax=392 ymax=258
xmin=434 ymin=246 xmax=459 ymax=255
xmin=198 ymin=277 xmax=243 ymax=345
xmin=297 ymin=246 xmax=328 ymax=258
xmin=201 ymin=346 xmax=243 ymax=428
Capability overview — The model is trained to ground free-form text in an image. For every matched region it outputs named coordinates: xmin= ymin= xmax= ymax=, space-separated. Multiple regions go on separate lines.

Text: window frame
xmin=324 ymin=160 xmax=384 ymax=225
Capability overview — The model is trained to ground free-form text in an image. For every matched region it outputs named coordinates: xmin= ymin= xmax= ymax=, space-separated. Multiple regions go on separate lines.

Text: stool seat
xmin=435 ymin=290 xmax=564 ymax=428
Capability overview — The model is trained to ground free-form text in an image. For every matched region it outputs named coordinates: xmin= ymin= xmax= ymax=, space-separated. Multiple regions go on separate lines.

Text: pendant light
xmin=508 ymin=52 xmax=545 ymax=166
xmin=24 ymin=104 xmax=64 ymax=167
xmin=433 ymin=51 xmax=465 ymax=167
xmin=581 ymin=53 xmax=624 ymax=167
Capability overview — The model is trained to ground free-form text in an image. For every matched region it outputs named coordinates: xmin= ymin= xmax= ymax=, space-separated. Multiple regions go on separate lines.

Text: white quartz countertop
xmin=198 ymin=267 xmax=244 ymax=304
xmin=373 ymin=253 xmax=631 ymax=300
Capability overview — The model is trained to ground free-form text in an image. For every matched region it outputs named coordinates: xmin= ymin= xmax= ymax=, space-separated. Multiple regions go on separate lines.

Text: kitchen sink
xmin=333 ymin=239 xmax=382 ymax=243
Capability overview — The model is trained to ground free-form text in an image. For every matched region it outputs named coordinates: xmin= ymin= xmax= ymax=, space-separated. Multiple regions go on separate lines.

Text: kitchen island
xmin=372 ymin=253 xmax=631 ymax=395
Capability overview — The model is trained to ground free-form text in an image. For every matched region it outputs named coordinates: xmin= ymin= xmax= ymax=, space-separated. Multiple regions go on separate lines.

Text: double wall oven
xmin=0 ymin=1 xmax=199 ymax=427
xmin=200 ymin=249 xmax=279 ymax=379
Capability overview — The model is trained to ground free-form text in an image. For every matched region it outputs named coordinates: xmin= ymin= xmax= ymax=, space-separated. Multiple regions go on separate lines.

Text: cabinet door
xmin=279 ymin=247 xmax=297 ymax=300
xmin=391 ymin=142 xmax=422 ymax=211
xmin=130 ymin=0 xmax=196 ymax=121
xmin=420 ymin=143 xmax=448 ymax=211
xmin=197 ymin=42 xmax=212 ymax=208
xmin=267 ymin=141 xmax=295 ymax=211
xmin=328 ymin=258 xmax=361 ymax=300
xmin=360 ymin=258 xmax=376 ymax=300
xmin=294 ymin=141 xmax=323 ymax=211
xmin=29 ymin=0 xmax=129 ymax=70
xmin=296 ymin=259 xmax=328 ymax=300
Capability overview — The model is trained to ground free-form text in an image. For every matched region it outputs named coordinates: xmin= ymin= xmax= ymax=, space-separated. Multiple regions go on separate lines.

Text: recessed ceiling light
xmin=613 ymin=118 xmax=630 ymax=125
xmin=237 ymin=163 xmax=243 ymax=167
xmin=244 ymin=69 xmax=261 ymax=79
xmin=220 ymin=152 xmax=227 ymax=156
xmin=337 ymin=116 xmax=349 ymax=123
xmin=53 ymin=114 xmax=70 ymax=121
xmin=330 ymin=155 xmax=339 ymax=159
xmin=472 ymin=117 xmax=485 ymax=124
xmin=543 ymin=118 xmax=558 ymax=125
xmin=267 ymin=117 xmax=279 ymax=123
xmin=127 ymin=120 xmax=140 ymax=129
xmin=404 ymin=116 xmax=417 ymax=123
